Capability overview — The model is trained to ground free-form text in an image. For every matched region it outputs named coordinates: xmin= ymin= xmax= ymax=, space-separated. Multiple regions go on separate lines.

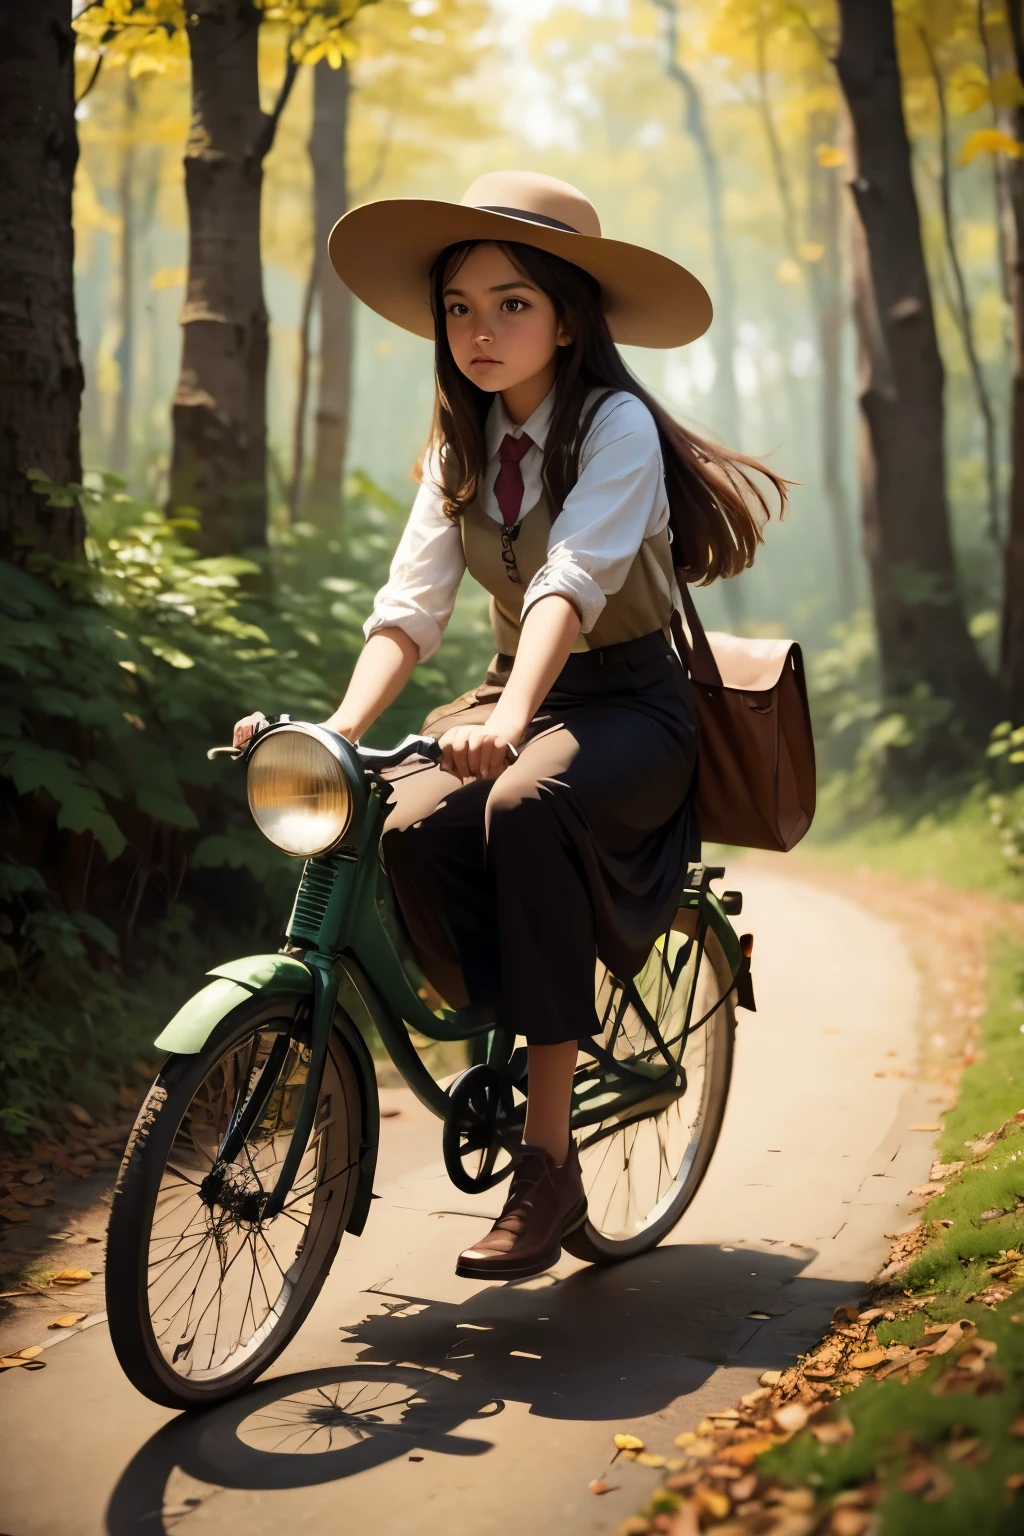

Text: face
xmin=442 ymin=242 xmax=573 ymax=398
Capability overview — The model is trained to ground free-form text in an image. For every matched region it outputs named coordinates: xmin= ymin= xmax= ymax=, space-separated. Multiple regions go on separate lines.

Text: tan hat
xmin=327 ymin=170 xmax=712 ymax=349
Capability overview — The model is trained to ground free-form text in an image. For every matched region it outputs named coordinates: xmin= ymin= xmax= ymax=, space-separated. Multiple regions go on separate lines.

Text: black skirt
xmin=381 ymin=629 xmax=699 ymax=1046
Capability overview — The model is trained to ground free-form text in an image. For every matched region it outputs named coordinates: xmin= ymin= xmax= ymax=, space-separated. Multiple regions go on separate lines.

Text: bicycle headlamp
xmin=246 ymin=724 xmax=355 ymax=857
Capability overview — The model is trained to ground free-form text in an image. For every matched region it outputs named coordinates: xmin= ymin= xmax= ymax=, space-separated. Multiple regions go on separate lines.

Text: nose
xmin=474 ymin=326 xmax=493 ymax=346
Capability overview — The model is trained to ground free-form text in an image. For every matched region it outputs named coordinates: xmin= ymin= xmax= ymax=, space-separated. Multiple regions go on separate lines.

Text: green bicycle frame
xmin=155 ymin=724 xmax=750 ymax=1219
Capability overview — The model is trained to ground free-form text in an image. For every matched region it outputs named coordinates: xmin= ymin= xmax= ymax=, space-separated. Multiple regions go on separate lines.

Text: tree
xmin=998 ymin=3 xmax=1024 ymax=718
xmin=78 ymin=0 xmax=376 ymax=557
xmin=290 ymin=55 xmax=353 ymax=529
xmin=835 ymin=0 xmax=1000 ymax=747
xmin=0 ymin=2 xmax=85 ymax=562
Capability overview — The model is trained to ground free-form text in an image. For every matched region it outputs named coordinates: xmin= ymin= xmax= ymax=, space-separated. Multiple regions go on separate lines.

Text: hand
xmin=438 ymin=722 xmax=521 ymax=782
xmin=232 ymin=711 xmax=268 ymax=749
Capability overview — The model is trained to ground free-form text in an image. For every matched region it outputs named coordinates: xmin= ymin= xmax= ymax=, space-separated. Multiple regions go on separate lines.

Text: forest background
xmin=4 ymin=0 xmax=1024 ymax=1136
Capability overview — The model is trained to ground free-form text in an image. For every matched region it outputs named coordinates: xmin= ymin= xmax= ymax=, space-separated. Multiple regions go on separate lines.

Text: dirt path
xmin=0 ymin=863 xmax=993 ymax=1535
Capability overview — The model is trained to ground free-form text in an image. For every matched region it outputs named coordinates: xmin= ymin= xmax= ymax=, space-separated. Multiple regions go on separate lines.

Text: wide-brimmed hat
xmin=327 ymin=170 xmax=712 ymax=349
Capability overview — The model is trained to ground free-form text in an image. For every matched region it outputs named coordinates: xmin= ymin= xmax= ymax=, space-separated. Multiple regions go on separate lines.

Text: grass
xmin=752 ymin=850 xmax=1024 ymax=1533
xmin=802 ymin=788 xmax=1023 ymax=902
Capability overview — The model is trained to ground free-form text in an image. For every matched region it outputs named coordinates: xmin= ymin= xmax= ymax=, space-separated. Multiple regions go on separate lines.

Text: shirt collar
xmin=485 ymin=385 xmax=556 ymax=460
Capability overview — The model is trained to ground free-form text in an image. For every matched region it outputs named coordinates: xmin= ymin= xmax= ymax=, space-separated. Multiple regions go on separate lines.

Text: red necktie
xmin=494 ymin=432 xmax=533 ymax=527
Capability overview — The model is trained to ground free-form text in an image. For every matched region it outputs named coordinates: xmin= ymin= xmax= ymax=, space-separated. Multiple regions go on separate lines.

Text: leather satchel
xmin=672 ymin=586 xmax=816 ymax=852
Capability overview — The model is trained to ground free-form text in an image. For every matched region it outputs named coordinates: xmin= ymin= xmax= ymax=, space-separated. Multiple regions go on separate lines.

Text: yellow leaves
xmin=151 ymin=265 xmax=186 ymax=291
xmin=775 ymin=258 xmax=803 ymax=286
xmin=991 ymin=71 xmax=1024 ymax=110
xmin=958 ymin=128 xmax=1023 ymax=167
xmin=51 ymin=1268 xmax=94 ymax=1285
xmin=0 ymin=1346 xmax=46 ymax=1372
xmin=848 ymin=1348 xmax=887 ymax=1370
xmin=816 ymin=144 xmax=846 ymax=169
xmin=798 ymin=241 xmax=825 ymax=263
xmin=635 ymin=1452 xmax=666 ymax=1469
xmin=74 ymin=170 xmax=122 ymax=239
xmin=614 ymin=1433 xmax=645 ymax=1452
xmin=49 ymin=1314 xmax=88 ymax=1329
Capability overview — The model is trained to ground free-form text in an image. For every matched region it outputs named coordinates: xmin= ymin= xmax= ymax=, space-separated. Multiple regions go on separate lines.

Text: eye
xmin=446 ymin=302 xmax=470 ymax=317
xmin=500 ymin=297 xmax=529 ymax=313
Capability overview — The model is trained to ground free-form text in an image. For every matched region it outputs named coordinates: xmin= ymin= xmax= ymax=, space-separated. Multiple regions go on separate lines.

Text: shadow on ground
xmin=106 ymin=1241 xmax=856 ymax=1533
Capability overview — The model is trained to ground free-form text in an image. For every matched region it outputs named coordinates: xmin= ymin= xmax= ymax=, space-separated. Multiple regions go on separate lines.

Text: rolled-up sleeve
xmin=520 ymin=394 xmax=667 ymax=634
xmin=363 ymin=464 xmax=466 ymax=662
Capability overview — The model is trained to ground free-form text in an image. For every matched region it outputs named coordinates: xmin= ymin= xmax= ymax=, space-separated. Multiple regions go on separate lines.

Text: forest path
xmin=0 ymin=864 xmax=948 ymax=1536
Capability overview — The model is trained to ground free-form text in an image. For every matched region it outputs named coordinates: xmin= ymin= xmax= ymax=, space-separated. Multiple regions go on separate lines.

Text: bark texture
xmin=111 ymin=75 xmax=137 ymax=477
xmin=836 ymin=0 xmax=999 ymax=742
xmin=1000 ymin=6 xmax=1024 ymax=718
xmin=0 ymin=2 xmax=84 ymax=561
xmin=309 ymin=58 xmax=353 ymax=530
xmin=169 ymin=0 xmax=276 ymax=556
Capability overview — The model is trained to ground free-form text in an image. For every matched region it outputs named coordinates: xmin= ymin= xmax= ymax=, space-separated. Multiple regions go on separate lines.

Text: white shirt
xmin=364 ymin=387 xmax=674 ymax=662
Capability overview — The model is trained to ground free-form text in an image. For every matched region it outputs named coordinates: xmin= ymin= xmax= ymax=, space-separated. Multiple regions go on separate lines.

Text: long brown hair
xmin=428 ymin=239 xmax=787 ymax=584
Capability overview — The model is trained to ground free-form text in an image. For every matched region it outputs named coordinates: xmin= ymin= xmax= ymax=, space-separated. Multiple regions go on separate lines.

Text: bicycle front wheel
xmin=105 ymin=997 xmax=364 ymax=1409
xmin=564 ymin=919 xmax=735 ymax=1264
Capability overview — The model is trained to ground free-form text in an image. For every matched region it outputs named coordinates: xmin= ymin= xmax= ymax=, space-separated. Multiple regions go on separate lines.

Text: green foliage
xmin=0 ymin=470 xmax=490 ymax=1140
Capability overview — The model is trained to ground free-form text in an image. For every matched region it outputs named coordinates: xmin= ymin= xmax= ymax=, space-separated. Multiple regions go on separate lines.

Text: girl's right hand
xmin=233 ymin=711 xmax=268 ymax=749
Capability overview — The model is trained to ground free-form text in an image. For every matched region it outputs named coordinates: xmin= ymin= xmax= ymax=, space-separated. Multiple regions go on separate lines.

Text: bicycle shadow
xmin=106 ymin=1240 xmax=855 ymax=1533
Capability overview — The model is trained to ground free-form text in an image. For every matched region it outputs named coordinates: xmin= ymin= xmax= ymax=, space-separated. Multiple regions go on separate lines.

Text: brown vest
xmin=461 ymin=482 xmax=677 ymax=656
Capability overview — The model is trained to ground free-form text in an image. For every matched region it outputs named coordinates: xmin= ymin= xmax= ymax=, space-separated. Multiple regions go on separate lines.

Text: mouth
xmin=470 ymin=357 xmax=500 ymax=369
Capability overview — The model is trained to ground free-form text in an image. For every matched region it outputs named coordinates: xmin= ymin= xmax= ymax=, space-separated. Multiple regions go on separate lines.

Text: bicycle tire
xmin=105 ymin=996 xmax=364 ymax=1409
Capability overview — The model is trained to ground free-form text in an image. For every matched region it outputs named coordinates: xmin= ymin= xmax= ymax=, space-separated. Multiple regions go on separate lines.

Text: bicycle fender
xmin=153 ymin=954 xmax=314 ymax=1054
xmin=333 ymin=1011 xmax=380 ymax=1237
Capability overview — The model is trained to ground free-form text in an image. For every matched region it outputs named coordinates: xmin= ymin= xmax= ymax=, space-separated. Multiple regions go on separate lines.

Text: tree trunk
xmin=111 ymin=74 xmax=137 ymax=479
xmin=169 ymin=1 xmax=276 ymax=556
xmin=308 ymin=57 xmax=353 ymax=533
xmin=808 ymin=112 xmax=857 ymax=617
xmin=0 ymin=1 xmax=84 ymax=561
xmin=1000 ymin=6 xmax=1024 ymax=718
xmin=836 ymin=0 xmax=999 ymax=746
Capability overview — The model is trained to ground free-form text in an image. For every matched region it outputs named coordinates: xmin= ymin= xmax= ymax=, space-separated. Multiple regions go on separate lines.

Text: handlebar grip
xmin=356 ymin=734 xmax=443 ymax=770
xmin=207 ymin=745 xmax=244 ymax=761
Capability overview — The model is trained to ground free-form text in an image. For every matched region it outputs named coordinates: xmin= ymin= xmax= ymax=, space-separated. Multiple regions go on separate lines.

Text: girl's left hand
xmin=438 ymin=723 xmax=521 ymax=782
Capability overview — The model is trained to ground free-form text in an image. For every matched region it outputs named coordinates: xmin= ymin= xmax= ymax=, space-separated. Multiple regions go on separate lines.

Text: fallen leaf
xmin=1006 ymin=1473 xmax=1024 ymax=1494
xmin=930 ymin=1320 xmax=975 ymax=1356
xmin=1010 ymin=1415 xmax=1024 ymax=1438
xmin=635 ymin=1453 xmax=666 ymax=1468
xmin=731 ymin=1473 xmax=758 ymax=1501
xmin=740 ymin=1387 xmax=771 ymax=1409
xmin=857 ymin=1308 xmax=884 ymax=1323
xmin=589 ymin=1479 xmax=616 ymax=1495
xmin=930 ymin=1160 xmax=965 ymax=1180
xmin=16 ymin=1346 xmax=42 ymax=1359
xmin=811 ymin=1419 xmax=855 ymax=1446
xmin=909 ymin=1182 xmax=945 ymax=1198
xmin=616 ymin=1519 xmax=650 ymax=1536
xmin=50 ymin=1268 xmax=92 ymax=1285
xmin=673 ymin=1432 xmax=697 ymax=1450
xmin=717 ymin=1436 xmax=776 ymax=1466
xmin=20 ymin=1170 xmax=45 ymax=1186
xmin=614 ymin=1433 xmax=644 ymax=1452
xmin=0 ymin=1207 xmax=31 ymax=1223
xmin=909 ymin=1122 xmax=941 ymax=1132
xmin=848 ymin=1350 xmax=886 ymax=1370
xmin=746 ymin=1311 xmax=772 ymax=1320
xmin=980 ymin=1207 xmax=1008 ymax=1222
xmin=831 ymin=1305 xmax=860 ymax=1326
xmin=945 ymin=1437 xmax=981 ymax=1463
xmin=694 ymin=1486 xmax=731 ymax=1520
xmin=773 ymin=1403 xmax=810 ymax=1434
xmin=803 ymin=1365 xmax=836 ymax=1381
xmin=831 ymin=1511 xmax=871 ymax=1536
xmin=759 ymin=1369 xmax=783 ymax=1386
xmin=64 ymin=1102 xmax=95 ymax=1127
xmin=768 ymin=1486 xmax=816 ymax=1511
xmin=48 ymin=1313 xmax=87 ymax=1329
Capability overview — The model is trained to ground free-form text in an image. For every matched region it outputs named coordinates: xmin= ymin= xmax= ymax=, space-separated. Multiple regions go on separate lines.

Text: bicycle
xmin=104 ymin=717 xmax=755 ymax=1409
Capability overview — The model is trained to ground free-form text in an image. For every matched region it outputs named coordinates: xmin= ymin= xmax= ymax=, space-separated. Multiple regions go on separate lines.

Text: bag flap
xmin=698 ymin=631 xmax=800 ymax=692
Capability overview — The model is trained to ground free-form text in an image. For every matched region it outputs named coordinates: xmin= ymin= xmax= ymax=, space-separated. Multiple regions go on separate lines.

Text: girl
xmin=234 ymin=171 xmax=784 ymax=1282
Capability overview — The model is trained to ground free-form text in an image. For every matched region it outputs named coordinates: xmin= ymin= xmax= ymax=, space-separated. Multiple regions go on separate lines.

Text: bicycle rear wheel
xmin=105 ymin=997 xmax=364 ymax=1409
xmin=564 ymin=918 xmax=735 ymax=1264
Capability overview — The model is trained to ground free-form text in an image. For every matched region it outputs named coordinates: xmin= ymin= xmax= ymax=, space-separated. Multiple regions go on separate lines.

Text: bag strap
xmin=673 ymin=581 xmax=722 ymax=686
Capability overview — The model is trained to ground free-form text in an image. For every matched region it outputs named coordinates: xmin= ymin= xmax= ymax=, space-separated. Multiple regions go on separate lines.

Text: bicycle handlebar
xmin=205 ymin=721 xmax=444 ymax=768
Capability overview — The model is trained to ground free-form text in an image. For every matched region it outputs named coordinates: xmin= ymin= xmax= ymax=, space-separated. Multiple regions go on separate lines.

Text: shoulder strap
xmin=672 ymin=582 xmax=722 ymax=686
xmin=545 ymin=388 xmax=619 ymax=517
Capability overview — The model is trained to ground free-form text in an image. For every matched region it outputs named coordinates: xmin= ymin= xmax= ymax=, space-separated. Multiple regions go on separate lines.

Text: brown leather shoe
xmin=456 ymin=1141 xmax=587 ymax=1281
